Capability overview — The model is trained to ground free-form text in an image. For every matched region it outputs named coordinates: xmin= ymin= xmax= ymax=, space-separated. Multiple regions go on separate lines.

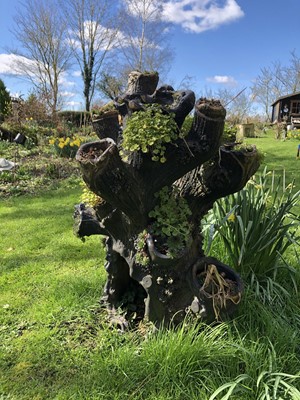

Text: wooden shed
xmin=271 ymin=92 xmax=300 ymax=127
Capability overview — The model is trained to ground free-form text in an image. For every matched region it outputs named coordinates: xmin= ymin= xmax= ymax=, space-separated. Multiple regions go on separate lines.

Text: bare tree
xmin=251 ymin=67 xmax=278 ymax=122
xmin=96 ymin=72 xmax=125 ymax=100
xmin=213 ymin=88 xmax=254 ymax=124
xmin=11 ymin=0 xmax=72 ymax=115
xmin=61 ymin=0 xmax=117 ymax=111
xmin=116 ymin=0 xmax=174 ymax=79
xmin=251 ymin=50 xmax=300 ymax=120
xmin=279 ymin=50 xmax=300 ymax=94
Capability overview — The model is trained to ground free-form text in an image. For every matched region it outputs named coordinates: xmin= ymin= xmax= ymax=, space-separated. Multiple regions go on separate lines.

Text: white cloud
xmin=61 ymin=91 xmax=76 ymax=98
xmin=69 ymin=22 xmax=122 ymax=53
xmin=58 ymin=74 xmax=76 ymax=88
xmin=72 ymin=70 xmax=82 ymax=77
xmin=162 ymin=0 xmax=244 ymax=33
xmin=65 ymin=100 xmax=83 ymax=109
xmin=54 ymin=69 xmax=79 ymax=92
xmin=0 ymin=53 xmax=35 ymax=76
xmin=123 ymin=0 xmax=162 ymax=20
xmin=206 ymin=75 xmax=237 ymax=85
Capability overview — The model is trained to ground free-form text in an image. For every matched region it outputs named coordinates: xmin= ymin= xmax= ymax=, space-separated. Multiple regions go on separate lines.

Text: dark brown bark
xmin=74 ymin=71 xmax=261 ymax=327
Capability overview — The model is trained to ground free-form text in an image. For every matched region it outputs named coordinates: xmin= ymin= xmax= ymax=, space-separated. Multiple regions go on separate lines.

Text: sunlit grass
xmin=245 ymin=129 xmax=299 ymax=191
xmin=1 ymin=132 xmax=300 ymax=399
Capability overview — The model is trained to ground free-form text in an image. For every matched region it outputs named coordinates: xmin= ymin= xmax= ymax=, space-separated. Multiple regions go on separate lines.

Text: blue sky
xmin=0 ymin=0 xmax=300 ymax=110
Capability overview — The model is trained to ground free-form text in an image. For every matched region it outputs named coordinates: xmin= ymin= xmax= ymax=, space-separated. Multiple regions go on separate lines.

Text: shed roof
xmin=271 ymin=91 xmax=300 ymax=106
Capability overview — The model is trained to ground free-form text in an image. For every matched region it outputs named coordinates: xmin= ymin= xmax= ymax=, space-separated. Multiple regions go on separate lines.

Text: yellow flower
xmin=58 ymin=142 xmax=65 ymax=149
xmin=227 ymin=213 xmax=236 ymax=222
xmin=72 ymin=139 xmax=81 ymax=147
xmin=49 ymin=138 xmax=55 ymax=145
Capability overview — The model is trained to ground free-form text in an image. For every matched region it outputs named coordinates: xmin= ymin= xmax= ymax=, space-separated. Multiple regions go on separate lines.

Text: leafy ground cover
xmin=0 ymin=132 xmax=299 ymax=399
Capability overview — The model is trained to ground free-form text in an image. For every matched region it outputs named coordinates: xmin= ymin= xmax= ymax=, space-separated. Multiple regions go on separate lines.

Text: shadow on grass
xmin=1 ymin=240 xmax=105 ymax=273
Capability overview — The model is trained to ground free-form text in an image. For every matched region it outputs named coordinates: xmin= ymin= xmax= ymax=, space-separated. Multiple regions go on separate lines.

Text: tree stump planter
xmin=92 ymin=110 xmax=120 ymax=142
xmin=74 ymin=70 xmax=260 ymax=327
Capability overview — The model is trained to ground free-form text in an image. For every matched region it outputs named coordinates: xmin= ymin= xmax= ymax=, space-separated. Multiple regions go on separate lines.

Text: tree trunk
xmin=74 ymin=71 xmax=260 ymax=327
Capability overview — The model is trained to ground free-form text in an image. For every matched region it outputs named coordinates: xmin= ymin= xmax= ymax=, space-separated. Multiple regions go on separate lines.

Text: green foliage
xmin=180 ymin=114 xmax=193 ymax=136
xmin=149 ymin=186 xmax=192 ymax=257
xmin=91 ymin=101 xmax=116 ymax=117
xmin=80 ymin=182 xmax=103 ymax=207
xmin=1 ymin=120 xmax=54 ymax=148
xmin=121 ymin=105 xmax=179 ymax=163
xmin=0 ymin=79 xmax=11 ymax=119
xmin=0 ymin=140 xmax=80 ymax=198
xmin=209 ymin=371 xmax=300 ymax=399
xmin=287 ymin=129 xmax=300 ymax=140
xmin=222 ymin=122 xmax=237 ymax=143
xmin=58 ymin=110 xmax=90 ymax=128
xmin=135 ymin=230 xmax=150 ymax=266
xmin=203 ymin=168 xmax=300 ymax=302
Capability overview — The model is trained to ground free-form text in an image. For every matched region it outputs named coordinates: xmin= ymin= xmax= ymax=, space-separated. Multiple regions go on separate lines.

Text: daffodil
xmin=227 ymin=213 xmax=236 ymax=222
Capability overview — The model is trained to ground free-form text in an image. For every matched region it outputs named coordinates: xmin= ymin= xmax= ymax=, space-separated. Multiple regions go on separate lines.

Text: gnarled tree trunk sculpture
xmin=74 ymin=71 xmax=260 ymax=327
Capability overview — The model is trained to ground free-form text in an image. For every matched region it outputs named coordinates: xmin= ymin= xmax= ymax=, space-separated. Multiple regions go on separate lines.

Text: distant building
xmin=271 ymin=92 xmax=300 ymax=127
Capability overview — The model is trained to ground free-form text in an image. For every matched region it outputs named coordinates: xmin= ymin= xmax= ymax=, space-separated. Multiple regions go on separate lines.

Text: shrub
xmin=222 ymin=122 xmax=237 ymax=143
xmin=0 ymin=79 xmax=10 ymax=119
xmin=57 ymin=110 xmax=91 ymax=128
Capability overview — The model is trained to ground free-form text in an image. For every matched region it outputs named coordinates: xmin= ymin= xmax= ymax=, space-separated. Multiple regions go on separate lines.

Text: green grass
xmin=245 ymin=129 xmax=299 ymax=190
xmin=0 ymin=133 xmax=300 ymax=399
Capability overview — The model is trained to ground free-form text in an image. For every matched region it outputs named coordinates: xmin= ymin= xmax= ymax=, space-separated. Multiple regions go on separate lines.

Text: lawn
xmin=0 ymin=132 xmax=300 ymax=399
xmin=245 ymin=129 xmax=299 ymax=190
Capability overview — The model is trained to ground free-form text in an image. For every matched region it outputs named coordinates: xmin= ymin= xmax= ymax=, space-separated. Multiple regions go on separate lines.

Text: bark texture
xmin=74 ymin=70 xmax=260 ymax=327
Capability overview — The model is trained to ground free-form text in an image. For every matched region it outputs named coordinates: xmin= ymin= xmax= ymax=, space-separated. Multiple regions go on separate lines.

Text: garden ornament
xmin=0 ymin=158 xmax=16 ymax=171
xmin=73 ymin=70 xmax=261 ymax=328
